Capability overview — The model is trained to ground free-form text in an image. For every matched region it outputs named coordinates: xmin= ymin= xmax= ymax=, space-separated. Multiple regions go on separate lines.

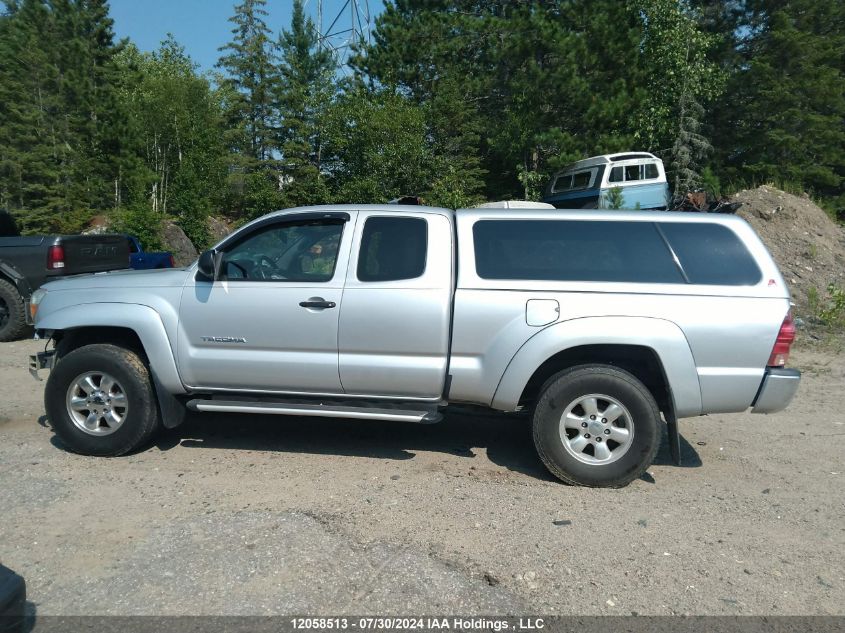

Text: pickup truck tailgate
xmin=59 ymin=235 xmax=129 ymax=275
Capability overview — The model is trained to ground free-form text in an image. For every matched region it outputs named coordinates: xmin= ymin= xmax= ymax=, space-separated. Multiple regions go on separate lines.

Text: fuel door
xmin=526 ymin=299 xmax=560 ymax=327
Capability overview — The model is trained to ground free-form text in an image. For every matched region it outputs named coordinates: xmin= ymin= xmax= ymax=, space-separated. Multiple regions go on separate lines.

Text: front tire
xmin=45 ymin=344 xmax=161 ymax=456
xmin=533 ymin=365 xmax=661 ymax=487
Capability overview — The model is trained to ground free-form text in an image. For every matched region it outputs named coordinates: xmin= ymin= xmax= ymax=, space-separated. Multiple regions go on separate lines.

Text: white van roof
xmin=560 ymin=152 xmax=661 ymax=172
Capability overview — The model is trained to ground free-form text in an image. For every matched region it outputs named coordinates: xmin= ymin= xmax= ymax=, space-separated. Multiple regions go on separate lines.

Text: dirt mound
xmin=733 ymin=186 xmax=845 ymax=316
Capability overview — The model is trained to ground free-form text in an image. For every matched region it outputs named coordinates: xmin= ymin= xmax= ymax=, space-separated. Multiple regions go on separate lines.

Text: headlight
xmin=30 ymin=288 xmax=47 ymax=320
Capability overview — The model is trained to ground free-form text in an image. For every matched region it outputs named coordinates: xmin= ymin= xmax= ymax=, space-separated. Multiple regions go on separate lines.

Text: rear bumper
xmin=751 ymin=368 xmax=801 ymax=414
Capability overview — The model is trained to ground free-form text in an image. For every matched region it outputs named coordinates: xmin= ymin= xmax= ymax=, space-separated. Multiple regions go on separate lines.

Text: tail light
xmin=768 ymin=313 xmax=796 ymax=367
xmin=169 ymin=254 xmax=175 ymax=268
xmin=47 ymin=245 xmax=65 ymax=270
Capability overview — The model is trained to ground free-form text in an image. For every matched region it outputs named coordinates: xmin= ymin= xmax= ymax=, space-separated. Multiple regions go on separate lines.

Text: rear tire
xmin=45 ymin=344 xmax=161 ymax=456
xmin=0 ymin=279 xmax=29 ymax=342
xmin=532 ymin=364 xmax=661 ymax=487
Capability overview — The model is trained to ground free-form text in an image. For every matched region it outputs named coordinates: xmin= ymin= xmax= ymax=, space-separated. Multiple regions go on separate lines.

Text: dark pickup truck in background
xmin=0 ymin=211 xmax=130 ymax=341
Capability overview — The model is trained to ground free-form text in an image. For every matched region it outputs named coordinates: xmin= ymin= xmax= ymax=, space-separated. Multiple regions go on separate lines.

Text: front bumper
xmin=751 ymin=368 xmax=801 ymax=414
xmin=29 ymin=350 xmax=56 ymax=381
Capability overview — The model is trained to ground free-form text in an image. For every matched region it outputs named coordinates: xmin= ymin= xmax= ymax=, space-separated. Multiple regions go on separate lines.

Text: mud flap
xmin=151 ymin=371 xmax=187 ymax=429
xmin=666 ymin=411 xmax=681 ymax=466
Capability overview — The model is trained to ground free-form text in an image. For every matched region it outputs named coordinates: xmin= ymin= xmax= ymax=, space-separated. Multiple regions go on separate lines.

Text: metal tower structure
xmin=305 ymin=0 xmax=372 ymax=71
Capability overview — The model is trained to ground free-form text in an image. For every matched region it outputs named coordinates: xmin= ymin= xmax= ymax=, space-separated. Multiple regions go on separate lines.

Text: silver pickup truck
xmin=28 ymin=205 xmax=800 ymax=487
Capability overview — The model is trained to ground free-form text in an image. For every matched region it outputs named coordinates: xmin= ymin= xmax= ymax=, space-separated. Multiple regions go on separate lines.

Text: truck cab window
xmin=357 ymin=216 xmax=427 ymax=282
xmin=609 ymin=166 xmax=623 ymax=183
xmin=221 ymin=220 xmax=343 ymax=282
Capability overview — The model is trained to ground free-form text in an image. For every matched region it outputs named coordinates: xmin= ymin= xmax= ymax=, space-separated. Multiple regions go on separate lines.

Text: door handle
xmin=299 ymin=298 xmax=336 ymax=309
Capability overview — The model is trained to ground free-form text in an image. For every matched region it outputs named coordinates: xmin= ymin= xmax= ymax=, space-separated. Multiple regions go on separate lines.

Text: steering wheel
xmin=255 ymin=255 xmax=286 ymax=280
xmin=258 ymin=255 xmax=277 ymax=269
xmin=226 ymin=260 xmax=249 ymax=279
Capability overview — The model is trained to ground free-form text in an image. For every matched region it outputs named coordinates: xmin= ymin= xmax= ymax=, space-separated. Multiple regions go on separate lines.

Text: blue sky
xmin=109 ymin=0 xmax=383 ymax=73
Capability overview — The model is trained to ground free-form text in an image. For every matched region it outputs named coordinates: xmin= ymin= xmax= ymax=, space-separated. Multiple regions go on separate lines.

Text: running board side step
xmin=185 ymin=399 xmax=443 ymax=424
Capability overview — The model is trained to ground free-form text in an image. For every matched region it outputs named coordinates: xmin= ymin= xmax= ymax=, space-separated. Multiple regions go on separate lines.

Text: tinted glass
xmin=609 ymin=166 xmax=623 ymax=183
xmin=473 ymin=220 xmax=684 ymax=283
xmin=222 ymin=220 xmax=343 ymax=282
xmin=554 ymin=175 xmax=573 ymax=192
xmin=358 ymin=216 xmax=427 ymax=282
xmin=660 ymin=223 xmax=762 ymax=285
xmin=624 ymin=165 xmax=641 ymax=181
xmin=645 ymin=163 xmax=659 ymax=179
xmin=572 ymin=171 xmax=592 ymax=189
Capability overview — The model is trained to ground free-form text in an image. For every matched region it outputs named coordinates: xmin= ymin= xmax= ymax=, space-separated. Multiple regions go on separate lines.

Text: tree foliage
xmin=322 ymin=88 xmax=434 ymax=203
xmin=633 ymin=0 xmax=723 ymax=195
xmin=0 ymin=0 xmax=123 ymax=233
xmin=114 ymin=37 xmax=227 ymax=246
xmin=216 ymin=0 xmax=283 ymax=219
xmin=717 ymin=0 xmax=845 ymax=204
xmin=0 ymin=0 xmax=843 ymax=239
xmin=275 ymin=0 xmax=334 ymax=208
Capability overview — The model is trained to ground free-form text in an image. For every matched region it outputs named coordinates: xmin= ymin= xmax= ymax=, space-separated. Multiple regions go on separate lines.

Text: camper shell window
xmin=553 ymin=167 xmax=602 ymax=193
xmin=473 ymin=220 xmax=684 ymax=284
xmin=473 ymin=219 xmax=760 ymax=286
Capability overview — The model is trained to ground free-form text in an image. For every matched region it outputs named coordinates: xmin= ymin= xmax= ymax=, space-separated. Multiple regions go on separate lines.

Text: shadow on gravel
xmin=156 ymin=408 xmax=701 ymax=482
xmin=164 ymin=408 xmax=557 ymax=481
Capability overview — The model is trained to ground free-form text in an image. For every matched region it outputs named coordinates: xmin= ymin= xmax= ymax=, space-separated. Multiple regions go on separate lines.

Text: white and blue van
xmin=542 ymin=152 xmax=670 ymax=210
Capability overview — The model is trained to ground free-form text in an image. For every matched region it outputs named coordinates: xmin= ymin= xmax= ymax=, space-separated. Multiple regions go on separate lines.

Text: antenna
xmin=305 ymin=0 xmax=372 ymax=72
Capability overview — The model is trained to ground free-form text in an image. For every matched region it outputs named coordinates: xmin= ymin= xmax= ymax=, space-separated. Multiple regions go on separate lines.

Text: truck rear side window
xmin=473 ymin=220 xmax=684 ymax=284
xmin=659 ymin=223 xmax=762 ymax=285
xmin=358 ymin=217 xmax=427 ymax=282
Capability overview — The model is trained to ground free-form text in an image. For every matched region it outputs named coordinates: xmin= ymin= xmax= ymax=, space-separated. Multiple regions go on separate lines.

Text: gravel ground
xmin=0 ymin=338 xmax=843 ymax=616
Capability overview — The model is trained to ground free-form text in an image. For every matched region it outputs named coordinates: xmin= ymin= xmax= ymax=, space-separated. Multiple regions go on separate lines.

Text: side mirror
xmin=196 ymin=249 xmax=219 ymax=282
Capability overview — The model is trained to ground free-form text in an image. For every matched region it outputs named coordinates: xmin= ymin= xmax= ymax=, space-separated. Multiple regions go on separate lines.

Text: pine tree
xmin=357 ymin=1 xmax=646 ymax=200
xmin=52 ymin=0 xmax=124 ymax=220
xmin=0 ymin=0 xmax=122 ymax=232
xmin=276 ymin=0 xmax=335 ymax=207
xmin=217 ymin=0 xmax=278 ymax=164
xmin=0 ymin=0 xmax=59 ymax=231
xmin=356 ymin=2 xmax=520 ymax=199
xmin=727 ymin=0 xmax=845 ymax=202
xmin=216 ymin=0 xmax=281 ymax=218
